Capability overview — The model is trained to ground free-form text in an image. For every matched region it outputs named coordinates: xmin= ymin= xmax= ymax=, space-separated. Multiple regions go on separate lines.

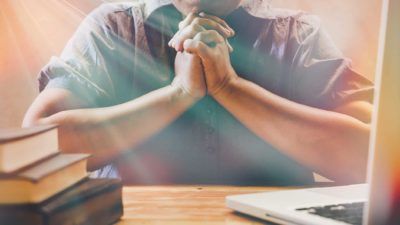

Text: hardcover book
xmin=0 ymin=153 xmax=89 ymax=204
xmin=0 ymin=125 xmax=58 ymax=173
xmin=0 ymin=178 xmax=123 ymax=225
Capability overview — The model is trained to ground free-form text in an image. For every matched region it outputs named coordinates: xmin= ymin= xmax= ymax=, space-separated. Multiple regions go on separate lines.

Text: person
xmin=23 ymin=0 xmax=373 ymax=185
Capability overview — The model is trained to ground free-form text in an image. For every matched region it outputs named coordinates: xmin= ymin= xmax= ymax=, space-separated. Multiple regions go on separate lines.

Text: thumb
xmin=183 ymin=39 xmax=211 ymax=62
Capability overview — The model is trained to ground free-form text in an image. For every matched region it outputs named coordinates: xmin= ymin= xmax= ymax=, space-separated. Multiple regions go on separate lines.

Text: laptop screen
xmin=364 ymin=0 xmax=400 ymax=224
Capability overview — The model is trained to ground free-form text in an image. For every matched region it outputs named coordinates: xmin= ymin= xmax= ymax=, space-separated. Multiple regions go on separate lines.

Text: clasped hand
xmin=170 ymin=11 xmax=238 ymax=99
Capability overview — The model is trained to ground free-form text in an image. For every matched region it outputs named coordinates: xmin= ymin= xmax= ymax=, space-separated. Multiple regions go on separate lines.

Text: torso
xmin=99 ymin=3 xmax=315 ymax=185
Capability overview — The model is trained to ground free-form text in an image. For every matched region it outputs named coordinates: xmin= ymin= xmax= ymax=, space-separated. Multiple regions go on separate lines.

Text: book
xmin=0 ymin=178 xmax=124 ymax=225
xmin=0 ymin=125 xmax=58 ymax=173
xmin=0 ymin=154 xmax=89 ymax=204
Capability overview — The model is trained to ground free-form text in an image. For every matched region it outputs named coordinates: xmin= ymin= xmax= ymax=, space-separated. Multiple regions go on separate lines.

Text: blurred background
xmin=0 ymin=0 xmax=382 ymax=128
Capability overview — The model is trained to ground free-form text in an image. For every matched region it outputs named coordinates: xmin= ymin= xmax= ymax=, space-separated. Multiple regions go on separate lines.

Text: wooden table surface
xmin=116 ymin=185 xmax=296 ymax=225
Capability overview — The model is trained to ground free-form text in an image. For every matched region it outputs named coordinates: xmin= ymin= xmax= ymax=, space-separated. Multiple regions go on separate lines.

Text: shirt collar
xmin=144 ymin=0 xmax=173 ymax=19
xmin=144 ymin=0 xmax=272 ymax=20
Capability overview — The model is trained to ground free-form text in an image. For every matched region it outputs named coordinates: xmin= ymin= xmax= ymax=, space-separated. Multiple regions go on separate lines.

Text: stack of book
xmin=0 ymin=125 xmax=123 ymax=225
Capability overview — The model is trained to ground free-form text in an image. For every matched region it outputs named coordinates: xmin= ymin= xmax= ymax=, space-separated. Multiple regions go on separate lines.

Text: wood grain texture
xmin=117 ymin=186 xmax=296 ymax=225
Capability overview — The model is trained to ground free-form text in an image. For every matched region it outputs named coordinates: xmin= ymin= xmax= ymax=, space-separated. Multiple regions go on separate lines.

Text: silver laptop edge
xmin=226 ymin=0 xmax=400 ymax=224
xmin=364 ymin=0 xmax=400 ymax=224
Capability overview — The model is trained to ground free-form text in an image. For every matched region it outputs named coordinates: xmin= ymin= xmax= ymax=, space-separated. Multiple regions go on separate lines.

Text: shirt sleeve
xmin=38 ymin=4 xmax=128 ymax=107
xmin=287 ymin=14 xmax=374 ymax=110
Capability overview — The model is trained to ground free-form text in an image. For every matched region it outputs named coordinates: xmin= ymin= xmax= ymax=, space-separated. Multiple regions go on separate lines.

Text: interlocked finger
xmin=169 ymin=11 xmax=235 ymax=52
xmin=178 ymin=10 xmax=198 ymax=30
xmin=191 ymin=17 xmax=233 ymax=38
xmin=170 ymin=23 xmax=206 ymax=52
xmin=193 ymin=30 xmax=233 ymax=52
xmin=183 ymin=39 xmax=210 ymax=60
xmin=193 ymin=30 xmax=225 ymax=45
xmin=198 ymin=12 xmax=235 ymax=35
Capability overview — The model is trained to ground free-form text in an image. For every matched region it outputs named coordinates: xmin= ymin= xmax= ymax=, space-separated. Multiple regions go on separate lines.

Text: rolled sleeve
xmin=38 ymin=4 xmax=123 ymax=106
xmin=289 ymin=15 xmax=374 ymax=109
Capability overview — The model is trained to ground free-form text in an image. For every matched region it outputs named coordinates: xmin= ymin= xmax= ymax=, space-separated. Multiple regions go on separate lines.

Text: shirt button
xmin=207 ymin=147 xmax=215 ymax=153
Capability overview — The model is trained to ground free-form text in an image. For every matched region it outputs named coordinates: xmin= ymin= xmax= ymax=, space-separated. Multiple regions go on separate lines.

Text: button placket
xmin=201 ymin=97 xmax=220 ymax=183
xmin=204 ymin=100 xmax=217 ymax=155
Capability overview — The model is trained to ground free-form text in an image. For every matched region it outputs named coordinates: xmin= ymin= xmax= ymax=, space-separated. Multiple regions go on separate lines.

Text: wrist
xmin=210 ymin=71 xmax=239 ymax=98
xmin=171 ymin=78 xmax=205 ymax=101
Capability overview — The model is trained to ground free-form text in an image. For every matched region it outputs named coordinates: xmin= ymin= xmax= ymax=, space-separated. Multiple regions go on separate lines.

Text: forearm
xmin=98 ymin=84 xmax=197 ymax=151
xmin=40 ymin=85 xmax=197 ymax=170
xmin=214 ymin=77 xmax=370 ymax=183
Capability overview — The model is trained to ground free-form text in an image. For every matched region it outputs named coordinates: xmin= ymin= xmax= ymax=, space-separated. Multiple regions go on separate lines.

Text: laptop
xmin=226 ymin=0 xmax=400 ymax=224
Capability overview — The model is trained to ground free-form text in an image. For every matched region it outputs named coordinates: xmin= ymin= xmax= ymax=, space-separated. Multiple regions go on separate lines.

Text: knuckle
xmin=176 ymin=37 xmax=183 ymax=44
xmin=209 ymin=30 xmax=219 ymax=36
xmin=186 ymin=25 xmax=195 ymax=34
xmin=218 ymin=23 xmax=227 ymax=31
xmin=193 ymin=41 xmax=201 ymax=49
xmin=183 ymin=39 xmax=193 ymax=47
xmin=192 ymin=17 xmax=201 ymax=25
xmin=209 ymin=19 xmax=218 ymax=26
xmin=188 ymin=24 xmax=199 ymax=32
xmin=193 ymin=42 xmax=205 ymax=53
xmin=198 ymin=42 xmax=207 ymax=51
xmin=198 ymin=31 xmax=207 ymax=39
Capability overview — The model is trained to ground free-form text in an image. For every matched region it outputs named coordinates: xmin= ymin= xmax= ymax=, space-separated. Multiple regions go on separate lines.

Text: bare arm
xmin=23 ymin=12 xmax=235 ymax=171
xmin=214 ymin=77 xmax=371 ymax=183
xmin=183 ymin=29 xmax=371 ymax=184
xmin=23 ymin=53 xmax=206 ymax=171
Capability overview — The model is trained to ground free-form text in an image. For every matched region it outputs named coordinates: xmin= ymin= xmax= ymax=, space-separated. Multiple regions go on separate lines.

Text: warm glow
xmin=0 ymin=0 xmax=102 ymax=127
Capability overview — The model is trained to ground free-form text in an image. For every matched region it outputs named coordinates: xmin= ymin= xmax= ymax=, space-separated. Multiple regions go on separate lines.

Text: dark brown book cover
xmin=0 ymin=178 xmax=124 ymax=225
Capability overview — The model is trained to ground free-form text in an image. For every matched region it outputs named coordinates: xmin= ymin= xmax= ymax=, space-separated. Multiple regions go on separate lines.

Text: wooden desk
xmin=117 ymin=186 xmax=296 ymax=225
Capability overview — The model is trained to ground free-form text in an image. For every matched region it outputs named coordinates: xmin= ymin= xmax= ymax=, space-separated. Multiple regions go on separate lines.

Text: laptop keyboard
xmin=296 ymin=202 xmax=365 ymax=225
